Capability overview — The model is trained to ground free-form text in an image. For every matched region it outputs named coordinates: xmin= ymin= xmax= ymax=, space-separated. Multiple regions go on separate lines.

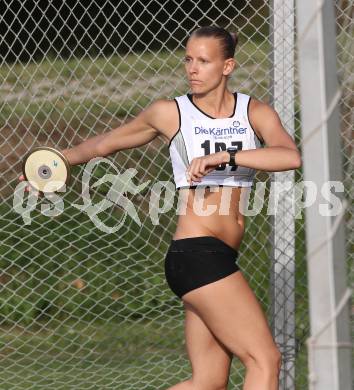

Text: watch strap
xmin=227 ymin=148 xmax=238 ymax=167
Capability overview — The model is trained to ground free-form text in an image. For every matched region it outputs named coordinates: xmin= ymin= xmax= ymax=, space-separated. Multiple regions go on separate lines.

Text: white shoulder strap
xmin=234 ymin=92 xmax=250 ymax=118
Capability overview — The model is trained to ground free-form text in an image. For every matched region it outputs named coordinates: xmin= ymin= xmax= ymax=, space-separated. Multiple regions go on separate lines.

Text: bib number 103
xmin=201 ymin=140 xmax=243 ymax=171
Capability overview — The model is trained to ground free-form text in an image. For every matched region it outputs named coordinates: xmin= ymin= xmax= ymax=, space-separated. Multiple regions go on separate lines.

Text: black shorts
xmin=164 ymin=236 xmax=240 ymax=299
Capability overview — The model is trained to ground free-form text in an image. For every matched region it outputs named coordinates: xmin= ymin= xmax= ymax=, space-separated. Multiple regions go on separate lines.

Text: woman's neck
xmin=192 ymin=88 xmax=234 ymax=118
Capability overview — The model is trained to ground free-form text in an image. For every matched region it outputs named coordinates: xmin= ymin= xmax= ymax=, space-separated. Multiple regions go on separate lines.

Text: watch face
xmin=227 ymin=147 xmax=238 ymax=152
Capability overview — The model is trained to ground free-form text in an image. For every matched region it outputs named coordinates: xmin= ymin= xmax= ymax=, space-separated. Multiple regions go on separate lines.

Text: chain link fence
xmin=0 ymin=1 xmax=352 ymax=389
xmin=335 ymin=1 xmax=353 ymax=385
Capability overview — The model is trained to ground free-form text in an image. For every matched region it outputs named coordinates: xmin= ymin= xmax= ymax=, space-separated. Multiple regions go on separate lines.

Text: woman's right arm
xmin=19 ymin=99 xmax=176 ymax=190
xmin=61 ymin=99 xmax=169 ymax=165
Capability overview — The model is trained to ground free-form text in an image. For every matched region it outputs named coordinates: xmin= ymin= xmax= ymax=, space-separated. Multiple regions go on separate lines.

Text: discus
xmin=22 ymin=146 xmax=71 ymax=193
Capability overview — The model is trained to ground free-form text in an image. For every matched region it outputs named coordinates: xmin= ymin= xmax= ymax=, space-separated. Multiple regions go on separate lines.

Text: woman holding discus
xmin=20 ymin=26 xmax=301 ymax=390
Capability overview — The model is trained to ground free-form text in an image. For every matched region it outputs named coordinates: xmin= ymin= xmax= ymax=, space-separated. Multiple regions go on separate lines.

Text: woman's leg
xmin=181 ymin=271 xmax=282 ymax=390
xmin=167 ymin=301 xmax=233 ymax=390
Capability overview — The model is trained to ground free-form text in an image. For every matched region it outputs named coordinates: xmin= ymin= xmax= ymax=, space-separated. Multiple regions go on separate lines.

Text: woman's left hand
xmin=186 ymin=151 xmax=228 ymax=183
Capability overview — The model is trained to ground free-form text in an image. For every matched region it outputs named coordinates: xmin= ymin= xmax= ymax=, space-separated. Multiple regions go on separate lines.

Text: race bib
xmin=190 ymin=118 xmax=246 ymax=175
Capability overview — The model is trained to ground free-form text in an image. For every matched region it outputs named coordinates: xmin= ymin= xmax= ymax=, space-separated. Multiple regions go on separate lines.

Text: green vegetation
xmin=0 ymin=40 xmax=270 ymax=128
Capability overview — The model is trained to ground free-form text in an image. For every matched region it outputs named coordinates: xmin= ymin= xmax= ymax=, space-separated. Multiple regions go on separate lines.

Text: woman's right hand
xmin=18 ymin=174 xmax=39 ymax=195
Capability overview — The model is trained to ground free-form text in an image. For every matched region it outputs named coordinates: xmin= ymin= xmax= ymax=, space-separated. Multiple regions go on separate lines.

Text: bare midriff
xmin=172 ymin=186 xmax=245 ymax=251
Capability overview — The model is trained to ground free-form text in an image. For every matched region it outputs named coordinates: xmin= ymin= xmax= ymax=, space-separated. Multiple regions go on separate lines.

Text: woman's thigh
xmin=181 ymin=271 xmax=280 ymax=368
xmin=183 ymin=301 xmax=233 ymax=389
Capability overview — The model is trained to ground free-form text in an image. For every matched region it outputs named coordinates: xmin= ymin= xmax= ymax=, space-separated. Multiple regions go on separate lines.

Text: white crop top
xmin=168 ymin=92 xmax=263 ymax=189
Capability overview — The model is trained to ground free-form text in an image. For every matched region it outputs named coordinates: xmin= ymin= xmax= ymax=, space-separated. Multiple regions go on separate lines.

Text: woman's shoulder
xmin=247 ymin=97 xmax=284 ymax=145
xmin=147 ymin=98 xmax=179 ymax=115
xmin=142 ymin=98 xmax=180 ymax=141
xmin=248 ymin=97 xmax=278 ymax=118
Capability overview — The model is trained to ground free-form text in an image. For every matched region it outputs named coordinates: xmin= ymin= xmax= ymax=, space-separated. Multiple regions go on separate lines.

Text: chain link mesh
xmin=335 ymin=1 xmax=354 ymax=385
xmin=0 ymin=1 xmax=352 ymax=389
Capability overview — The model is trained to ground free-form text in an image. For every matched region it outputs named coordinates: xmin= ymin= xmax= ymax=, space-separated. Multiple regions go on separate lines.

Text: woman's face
xmin=184 ymin=36 xmax=234 ymax=94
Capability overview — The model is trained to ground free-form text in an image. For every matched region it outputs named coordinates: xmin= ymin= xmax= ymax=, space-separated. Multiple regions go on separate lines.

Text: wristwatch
xmin=226 ymin=147 xmax=238 ymax=167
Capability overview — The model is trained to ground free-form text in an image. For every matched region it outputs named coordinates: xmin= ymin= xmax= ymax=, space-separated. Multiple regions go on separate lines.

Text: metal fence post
xmin=270 ymin=1 xmax=296 ymax=389
xmin=296 ymin=0 xmax=352 ymax=389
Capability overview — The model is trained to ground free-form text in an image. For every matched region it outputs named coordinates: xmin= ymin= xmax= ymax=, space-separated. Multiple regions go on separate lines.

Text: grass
xmin=0 ymin=317 xmax=248 ymax=389
xmin=0 ymin=319 xmax=187 ymax=389
xmin=0 ymin=40 xmax=271 ymax=127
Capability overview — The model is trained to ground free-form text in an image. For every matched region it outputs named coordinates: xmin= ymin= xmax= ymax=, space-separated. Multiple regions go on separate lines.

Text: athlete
xmin=20 ymin=26 xmax=301 ymax=390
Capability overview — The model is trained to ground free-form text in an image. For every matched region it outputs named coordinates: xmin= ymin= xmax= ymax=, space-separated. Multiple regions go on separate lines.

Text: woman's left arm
xmin=229 ymin=99 xmax=302 ymax=172
xmin=186 ymin=99 xmax=301 ymax=183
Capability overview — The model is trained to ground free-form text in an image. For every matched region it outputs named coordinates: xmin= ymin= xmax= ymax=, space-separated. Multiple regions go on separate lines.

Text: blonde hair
xmin=189 ymin=26 xmax=238 ymax=59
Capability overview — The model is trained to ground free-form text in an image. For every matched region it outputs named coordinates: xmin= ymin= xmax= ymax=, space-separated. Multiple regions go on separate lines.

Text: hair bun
xmin=230 ymin=32 xmax=238 ymax=48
